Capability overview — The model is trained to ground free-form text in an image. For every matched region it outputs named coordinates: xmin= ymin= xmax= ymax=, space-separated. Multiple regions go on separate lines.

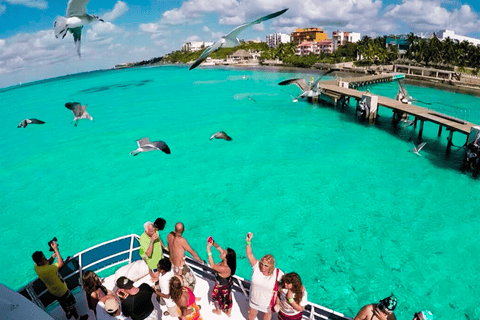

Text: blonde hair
xmin=260 ymin=254 xmax=276 ymax=276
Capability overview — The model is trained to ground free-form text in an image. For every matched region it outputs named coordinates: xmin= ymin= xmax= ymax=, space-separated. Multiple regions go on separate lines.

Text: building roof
xmin=231 ymin=49 xmax=252 ymax=58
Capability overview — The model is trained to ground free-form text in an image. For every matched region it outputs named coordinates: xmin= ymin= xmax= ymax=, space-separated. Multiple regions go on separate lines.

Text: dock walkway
xmin=317 ymin=73 xmax=478 ymax=152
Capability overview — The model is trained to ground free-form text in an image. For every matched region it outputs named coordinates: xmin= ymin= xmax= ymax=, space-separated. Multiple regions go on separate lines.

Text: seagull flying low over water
xmin=130 ymin=138 xmax=171 ymax=156
xmin=54 ymin=0 xmax=104 ymax=57
xmin=65 ymin=102 xmax=93 ymax=126
xmin=189 ymin=8 xmax=288 ymax=70
xmin=210 ymin=131 xmax=232 ymax=141
xmin=17 ymin=118 xmax=45 ymax=128
xmin=411 ymin=141 xmax=427 ymax=156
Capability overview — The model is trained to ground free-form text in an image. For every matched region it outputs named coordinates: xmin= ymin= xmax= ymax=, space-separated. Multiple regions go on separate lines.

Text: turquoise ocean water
xmin=1 ymin=66 xmax=480 ymax=320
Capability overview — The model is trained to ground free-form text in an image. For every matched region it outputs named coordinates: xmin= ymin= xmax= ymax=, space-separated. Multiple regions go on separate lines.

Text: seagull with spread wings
xmin=130 ymin=138 xmax=171 ymax=156
xmin=65 ymin=102 xmax=93 ymax=126
xmin=189 ymin=8 xmax=288 ymax=70
xmin=17 ymin=118 xmax=45 ymax=128
xmin=411 ymin=141 xmax=427 ymax=156
xmin=54 ymin=0 xmax=104 ymax=57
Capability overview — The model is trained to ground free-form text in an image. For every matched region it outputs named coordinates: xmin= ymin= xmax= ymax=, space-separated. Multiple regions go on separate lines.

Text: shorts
xmin=56 ymin=289 xmax=77 ymax=315
xmin=174 ymin=264 xmax=196 ymax=291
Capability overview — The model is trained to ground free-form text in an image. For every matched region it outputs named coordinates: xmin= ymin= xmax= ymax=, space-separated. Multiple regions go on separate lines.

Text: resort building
xmin=295 ymin=40 xmax=333 ymax=56
xmin=332 ymin=31 xmax=361 ymax=50
xmin=266 ymin=33 xmax=291 ymax=48
xmin=291 ymin=28 xmax=328 ymax=45
xmin=433 ymin=30 xmax=480 ymax=46
xmin=182 ymin=41 xmax=214 ymax=52
xmin=386 ymin=36 xmax=409 ymax=58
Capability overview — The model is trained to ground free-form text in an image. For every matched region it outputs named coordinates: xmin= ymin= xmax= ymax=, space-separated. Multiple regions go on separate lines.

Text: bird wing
xmin=398 ymin=80 xmax=408 ymax=99
xmin=76 ymin=104 xmax=87 ymax=117
xmin=312 ymin=69 xmax=335 ymax=88
xmin=278 ymin=78 xmax=309 ymax=92
xmin=29 ymin=119 xmax=45 ymax=124
xmin=417 ymin=142 xmax=427 ymax=152
xmin=137 ymin=137 xmax=151 ymax=147
xmin=70 ymin=27 xmax=83 ymax=57
xmin=67 ymin=0 xmax=90 ymax=17
xmin=152 ymin=141 xmax=171 ymax=154
xmin=189 ymin=42 xmax=222 ymax=70
xmin=65 ymin=102 xmax=82 ymax=116
xmin=223 ymin=8 xmax=288 ymax=45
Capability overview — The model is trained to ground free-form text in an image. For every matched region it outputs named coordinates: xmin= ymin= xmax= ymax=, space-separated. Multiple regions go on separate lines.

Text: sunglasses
xmin=259 ymin=261 xmax=270 ymax=268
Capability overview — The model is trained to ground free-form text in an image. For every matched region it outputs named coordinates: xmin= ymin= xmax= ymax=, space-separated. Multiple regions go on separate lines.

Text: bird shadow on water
xmin=78 ymin=79 xmax=154 ymax=94
xmin=310 ymin=98 xmax=472 ymax=176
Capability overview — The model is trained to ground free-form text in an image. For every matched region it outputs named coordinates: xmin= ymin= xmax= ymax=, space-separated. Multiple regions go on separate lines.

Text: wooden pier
xmin=317 ymin=73 xmax=478 ymax=154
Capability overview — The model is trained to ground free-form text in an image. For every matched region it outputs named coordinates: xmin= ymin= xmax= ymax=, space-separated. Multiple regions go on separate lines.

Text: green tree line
xmin=158 ymin=33 xmax=480 ymax=71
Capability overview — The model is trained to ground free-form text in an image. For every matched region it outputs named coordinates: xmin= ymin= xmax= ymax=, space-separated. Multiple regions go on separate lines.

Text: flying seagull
xmin=411 ymin=141 xmax=427 ymax=156
xmin=130 ymin=138 xmax=171 ymax=156
xmin=210 ymin=131 xmax=232 ymax=141
xmin=278 ymin=69 xmax=335 ymax=99
xmin=54 ymin=0 xmax=104 ymax=57
xmin=65 ymin=102 xmax=93 ymax=126
xmin=189 ymin=8 xmax=288 ymax=70
xmin=17 ymin=118 xmax=45 ymax=128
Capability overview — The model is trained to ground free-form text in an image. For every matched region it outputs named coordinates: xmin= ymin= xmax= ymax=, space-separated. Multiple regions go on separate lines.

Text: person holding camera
xmin=140 ymin=218 xmax=167 ymax=281
xmin=32 ymin=239 xmax=88 ymax=320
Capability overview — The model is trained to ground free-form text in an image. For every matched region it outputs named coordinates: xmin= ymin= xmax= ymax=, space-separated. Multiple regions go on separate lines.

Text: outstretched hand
xmin=246 ymin=232 xmax=253 ymax=242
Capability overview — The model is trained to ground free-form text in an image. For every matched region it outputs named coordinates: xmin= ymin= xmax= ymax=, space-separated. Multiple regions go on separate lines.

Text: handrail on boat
xmin=18 ymin=234 xmax=352 ymax=320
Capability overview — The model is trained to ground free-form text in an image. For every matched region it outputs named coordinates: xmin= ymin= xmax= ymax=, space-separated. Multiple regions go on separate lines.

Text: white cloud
xmin=0 ymin=4 xmax=6 ymax=14
xmin=139 ymin=23 xmax=164 ymax=34
xmin=102 ymin=1 xmax=129 ymax=22
xmin=384 ymin=0 xmax=480 ymax=35
xmin=5 ymin=0 xmax=47 ymax=9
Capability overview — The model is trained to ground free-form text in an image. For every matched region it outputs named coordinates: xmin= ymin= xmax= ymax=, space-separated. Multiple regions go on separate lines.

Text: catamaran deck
xmin=19 ymin=234 xmax=352 ymax=320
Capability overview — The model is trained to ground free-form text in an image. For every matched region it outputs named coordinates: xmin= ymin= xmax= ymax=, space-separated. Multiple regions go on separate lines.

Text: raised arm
xmin=207 ymin=242 xmax=230 ymax=273
xmin=245 ymin=232 xmax=257 ymax=267
xmin=51 ymin=241 xmax=64 ymax=269
xmin=183 ymin=239 xmax=202 ymax=263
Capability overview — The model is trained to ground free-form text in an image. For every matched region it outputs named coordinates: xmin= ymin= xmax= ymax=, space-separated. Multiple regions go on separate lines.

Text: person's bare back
xmin=167 ymin=222 xmax=202 ymax=268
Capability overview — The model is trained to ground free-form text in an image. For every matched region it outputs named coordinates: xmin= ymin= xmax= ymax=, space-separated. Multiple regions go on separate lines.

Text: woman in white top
xmin=275 ymin=272 xmax=307 ymax=320
xmin=246 ymin=232 xmax=284 ymax=320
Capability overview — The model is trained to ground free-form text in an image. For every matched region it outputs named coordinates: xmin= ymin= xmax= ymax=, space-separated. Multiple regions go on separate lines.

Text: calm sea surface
xmin=1 ymin=66 xmax=480 ymax=320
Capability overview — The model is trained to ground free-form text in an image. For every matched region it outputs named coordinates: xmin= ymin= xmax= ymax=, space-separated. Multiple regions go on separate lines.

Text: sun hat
xmin=379 ymin=294 xmax=397 ymax=311
xmin=105 ymin=298 xmax=119 ymax=313
xmin=116 ymin=276 xmax=134 ymax=289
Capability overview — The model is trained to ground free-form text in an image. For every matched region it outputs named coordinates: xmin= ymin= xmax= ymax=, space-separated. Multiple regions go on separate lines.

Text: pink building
xmin=295 ymin=40 xmax=334 ymax=56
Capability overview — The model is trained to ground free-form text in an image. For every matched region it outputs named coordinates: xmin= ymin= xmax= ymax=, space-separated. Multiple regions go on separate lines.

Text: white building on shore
xmin=266 ymin=33 xmax=291 ymax=48
xmin=332 ymin=31 xmax=361 ymax=51
xmin=182 ymin=41 xmax=214 ymax=52
xmin=433 ymin=30 xmax=480 ymax=46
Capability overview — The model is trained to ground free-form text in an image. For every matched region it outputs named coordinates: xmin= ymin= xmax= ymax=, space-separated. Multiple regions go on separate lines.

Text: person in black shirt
xmin=116 ymin=276 xmax=158 ymax=320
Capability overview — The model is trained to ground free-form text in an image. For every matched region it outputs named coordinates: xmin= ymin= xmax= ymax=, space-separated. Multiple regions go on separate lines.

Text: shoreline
xmin=161 ymin=62 xmax=480 ymax=97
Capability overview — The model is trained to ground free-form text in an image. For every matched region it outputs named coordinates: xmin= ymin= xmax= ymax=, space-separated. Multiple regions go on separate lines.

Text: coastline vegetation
xmin=132 ymin=33 xmax=480 ymax=74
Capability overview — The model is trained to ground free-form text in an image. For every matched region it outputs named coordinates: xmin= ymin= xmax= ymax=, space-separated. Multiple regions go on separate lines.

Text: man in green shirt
xmin=139 ymin=219 xmax=167 ymax=281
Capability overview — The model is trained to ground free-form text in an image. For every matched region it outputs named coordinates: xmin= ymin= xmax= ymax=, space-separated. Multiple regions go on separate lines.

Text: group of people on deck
xmin=32 ymin=218 xmax=434 ymax=320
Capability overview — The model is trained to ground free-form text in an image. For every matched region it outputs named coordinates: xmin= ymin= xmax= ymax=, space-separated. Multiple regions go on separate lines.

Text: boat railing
xmin=18 ymin=234 xmax=352 ymax=320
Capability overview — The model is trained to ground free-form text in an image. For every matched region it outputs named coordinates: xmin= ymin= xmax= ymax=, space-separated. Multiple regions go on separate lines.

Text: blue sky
xmin=2 ymin=0 xmax=480 ymax=88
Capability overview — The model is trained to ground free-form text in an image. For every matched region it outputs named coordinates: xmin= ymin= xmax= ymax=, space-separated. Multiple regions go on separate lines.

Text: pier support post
xmin=419 ymin=120 xmax=424 ymax=139
xmin=413 ymin=117 xmax=418 ymax=129
xmin=438 ymin=125 xmax=442 ymax=137
xmin=446 ymin=130 xmax=454 ymax=155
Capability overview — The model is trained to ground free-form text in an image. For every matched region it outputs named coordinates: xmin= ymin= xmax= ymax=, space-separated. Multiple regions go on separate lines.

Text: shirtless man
xmin=354 ymin=295 xmax=397 ymax=320
xmin=167 ymin=222 xmax=203 ymax=291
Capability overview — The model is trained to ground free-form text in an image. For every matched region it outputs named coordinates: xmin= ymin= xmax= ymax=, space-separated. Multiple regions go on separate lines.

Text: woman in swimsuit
xmin=169 ymin=275 xmax=203 ymax=320
xmin=206 ymin=238 xmax=236 ymax=316
xmin=80 ymin=270 xmax=109 ymax=316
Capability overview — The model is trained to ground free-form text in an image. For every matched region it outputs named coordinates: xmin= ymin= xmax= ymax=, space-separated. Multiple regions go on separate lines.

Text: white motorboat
xmin=13 ymin=234 xmax=352 ymax=320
